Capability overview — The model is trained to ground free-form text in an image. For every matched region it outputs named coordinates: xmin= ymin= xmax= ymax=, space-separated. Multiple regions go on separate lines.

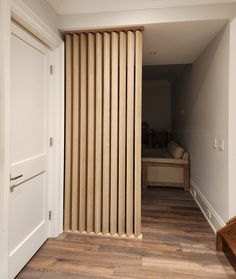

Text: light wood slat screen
xmin=64 ymin=29 xmax=143 ymax=238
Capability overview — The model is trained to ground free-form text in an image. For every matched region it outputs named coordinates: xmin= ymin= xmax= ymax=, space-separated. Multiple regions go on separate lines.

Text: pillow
xmin=182 ymin=152 xmax=189 ymax=160
xmin=167 ymin=141 xmax=185 ymax=159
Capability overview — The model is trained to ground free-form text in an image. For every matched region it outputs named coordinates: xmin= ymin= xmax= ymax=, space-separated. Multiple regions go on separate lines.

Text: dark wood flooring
xmin=17 ymin=187 xmax=236 ymax=278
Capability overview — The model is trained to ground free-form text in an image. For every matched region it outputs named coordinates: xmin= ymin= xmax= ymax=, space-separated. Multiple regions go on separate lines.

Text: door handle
xmin=10 ymin=185 xmax=19 ymax=192
xmin=10 ymin=174 xmax=23 ymax=192
xmin=10 ymin=174 xmax=23 ymax=181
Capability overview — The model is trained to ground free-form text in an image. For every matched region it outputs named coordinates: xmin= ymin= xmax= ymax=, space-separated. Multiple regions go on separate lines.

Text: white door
xmin=9 ymin=23 xmax=49 ymax=279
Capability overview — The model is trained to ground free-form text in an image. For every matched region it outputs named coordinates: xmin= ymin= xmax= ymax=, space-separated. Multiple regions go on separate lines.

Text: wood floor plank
xmin=17 ymin=188 xmax=236 ymax=279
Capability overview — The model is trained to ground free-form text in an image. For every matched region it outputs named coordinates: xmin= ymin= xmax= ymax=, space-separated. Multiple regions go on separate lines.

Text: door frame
xmin=0 ymin=0 xmax=64 ymax=277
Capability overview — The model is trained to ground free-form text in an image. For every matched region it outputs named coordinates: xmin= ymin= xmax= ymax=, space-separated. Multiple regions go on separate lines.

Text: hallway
xmin=17 ymin=188 xmax=235 ymax=279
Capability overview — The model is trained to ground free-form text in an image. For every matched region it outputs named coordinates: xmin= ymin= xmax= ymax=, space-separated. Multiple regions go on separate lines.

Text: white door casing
xmin=9 ymin=22 xmax=49 ymax=279
xmin=0 ymin=0 xmax=11 ymax=278
xmin=0 ymin=1 xmax=64 ymax=278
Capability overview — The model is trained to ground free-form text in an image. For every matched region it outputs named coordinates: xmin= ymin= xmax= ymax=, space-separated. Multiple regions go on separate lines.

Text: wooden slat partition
xmin=110 ymin=32 xmax=118 ymax=235
xmin=134 ymin=31 xmax=143 ymax=237
xmin=87 ymin=33 xmax=95 ymax=233
xmin=94 ymin=32 xmax=102 ymax=234
xmin=118 ymin=31 xmax=127 ymax=236
xmin=126 ymin=31 xmax=135 ymax=237
xmin=78 ymin=33 xmax=87 ymax=232
xmin=64 ymin=34 xmax=72 ymax=231
xmin=64 ymin=29 xmax=143 ymax=238
xmin=102 ymin=32 xmax=111 ymax=234
xmin=71 ymin=34 xmax=79 ymax=232
xmin=94 ymin=33 xmax=103 ymax=233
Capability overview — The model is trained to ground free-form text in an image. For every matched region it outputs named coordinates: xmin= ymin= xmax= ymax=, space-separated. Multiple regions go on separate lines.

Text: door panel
xmin=10 ymin=154 xmax=46 ymax=189
xmin=9 ymin=173 xmax=47 ymax=253
xmin=9 ymin=23 xmax=49 ymax=279
xmin=10 ymin=31 xmax=46 ymax=163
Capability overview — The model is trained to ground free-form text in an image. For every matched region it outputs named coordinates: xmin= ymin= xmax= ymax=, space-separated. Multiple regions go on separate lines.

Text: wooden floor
xmin=17 ymin=188 xmax=236 ymax=279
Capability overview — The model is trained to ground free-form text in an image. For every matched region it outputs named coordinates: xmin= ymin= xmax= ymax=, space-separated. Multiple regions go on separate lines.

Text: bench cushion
xmin=142 ymin=157 xmax=188 ymax=165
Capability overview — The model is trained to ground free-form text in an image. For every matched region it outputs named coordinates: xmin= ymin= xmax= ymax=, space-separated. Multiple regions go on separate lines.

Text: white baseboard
xmin=190 ymin=179 xmax=225 ymax=234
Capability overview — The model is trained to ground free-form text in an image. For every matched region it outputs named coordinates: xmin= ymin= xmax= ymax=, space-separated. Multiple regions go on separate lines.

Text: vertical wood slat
xmin=110 ymin=32 xmax=119 ymax=235
xmin=87 ymin=33 xmax=95 ymax=233
xmin=65 ymin=29 xmax=142 ymax=238
xmin=134 ymin=31 xmax=143 ymax=237
xmin=71 ymin=34 xmax=80 ymax=231
xmin=94 ymin=33 xmax=102 ymax=234
xmin=64 ymin=34 xmax=72 ymax=231
xmin=118 ymin=31 xmax=127 ymax=236
xmin=126 ymin=31 xmax=135 ymax=236
xmin=79 ymin=33 xmax=87 ymax=232
xmin=102 ymin=32 xmax=111 ymax=234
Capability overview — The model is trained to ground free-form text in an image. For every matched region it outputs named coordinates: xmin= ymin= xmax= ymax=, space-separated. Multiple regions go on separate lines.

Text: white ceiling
xmin=46 ymin=0 xmax=236 ymax=15
xmin=143 ymin=19 xmax=227 ymax=65
xmin=45 ymin=1 xmax=229 ymax=65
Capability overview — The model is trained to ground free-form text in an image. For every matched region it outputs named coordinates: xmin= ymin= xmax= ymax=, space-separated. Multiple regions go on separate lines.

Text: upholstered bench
xmin=142 ymin=141 xmax=190 ymax=191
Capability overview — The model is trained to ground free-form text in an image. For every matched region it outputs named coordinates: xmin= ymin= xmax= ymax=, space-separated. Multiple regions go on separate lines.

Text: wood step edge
xmin=227 ymin=216 xmax=236 ymax=225
xmin=218 ymin=221 xmax=236 ymax=235
xmin=216 ymin=216 xmax=236 ymax=251
xmin=222 ymin=233 xmax=236 ymax=256
xmin=221 ymin=233 xmax=236 ymax=271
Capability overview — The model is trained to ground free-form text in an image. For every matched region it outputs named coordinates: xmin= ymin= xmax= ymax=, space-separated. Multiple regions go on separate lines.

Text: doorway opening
xmin=141 ymin=18 xmax=229 ymax=235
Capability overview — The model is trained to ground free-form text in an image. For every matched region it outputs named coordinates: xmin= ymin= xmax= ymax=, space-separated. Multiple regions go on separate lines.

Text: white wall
xmin=49 ymin=0 xmax=236 ymax=15
xmin=228 ymin=18 xmax=236 ymax=219
xmin=21 ymin=0 xmax=60 ymax=35
xmin=0 ymin=0 xmax=10 ymax=277
xmin=172 ymin=25 xmax=229 ymax=226
xmin=142 ymin=80 xmax=171 ymax=131
xmin=59 ymin=3 xmax=236 ymax=30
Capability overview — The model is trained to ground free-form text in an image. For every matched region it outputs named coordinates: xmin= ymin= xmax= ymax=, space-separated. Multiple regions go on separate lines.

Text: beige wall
xmin=142 ymin=80 xmax=171 ymax=131
xmin=172 ymin=25 xmax=229 ymax=223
